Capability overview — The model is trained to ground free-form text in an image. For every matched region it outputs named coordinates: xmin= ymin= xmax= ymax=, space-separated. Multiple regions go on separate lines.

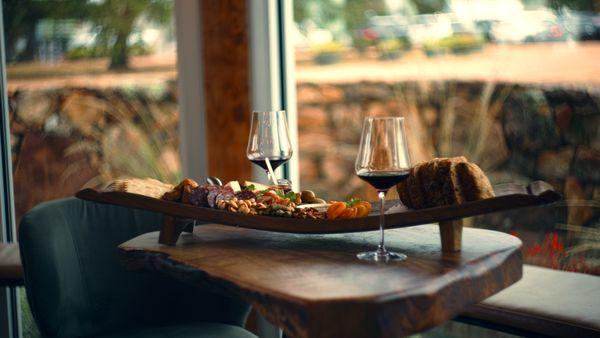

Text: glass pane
xmin=3 ymin=1 xmax=180 ymax=334
xmin=4 ymin=0 xmax=180 ymax=223
xmin=292 ymin=0 xmax=599 ymax=275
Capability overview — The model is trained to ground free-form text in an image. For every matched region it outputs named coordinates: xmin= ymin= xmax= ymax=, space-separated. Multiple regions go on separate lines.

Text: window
xmin=291 ymin=0 xmax=599 ymax=275
xmin=2 ymin=0 xmax=181 ymax=336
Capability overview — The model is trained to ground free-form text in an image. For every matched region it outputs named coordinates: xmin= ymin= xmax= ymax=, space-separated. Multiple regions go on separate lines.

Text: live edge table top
xmin=119 ymin=223 xmax=523 ymax=338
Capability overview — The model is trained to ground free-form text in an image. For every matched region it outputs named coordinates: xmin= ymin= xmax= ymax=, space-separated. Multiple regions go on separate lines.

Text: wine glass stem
xmin=378 ymin=190 xmax=387 ymax=256
xmin=265 ymin=170 xmax=271 ymax=182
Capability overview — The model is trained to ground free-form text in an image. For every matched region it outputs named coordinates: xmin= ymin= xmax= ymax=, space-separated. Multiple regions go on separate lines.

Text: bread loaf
xmin=396 ymin=157 xmax=493 ymax=209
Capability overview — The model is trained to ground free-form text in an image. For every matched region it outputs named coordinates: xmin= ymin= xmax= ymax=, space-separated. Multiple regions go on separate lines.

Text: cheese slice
xmin=224 ymin=180 xmax=242 ymax=193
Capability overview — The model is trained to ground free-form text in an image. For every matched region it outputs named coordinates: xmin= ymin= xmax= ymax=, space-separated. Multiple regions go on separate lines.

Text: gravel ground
xmin=7 ymin=42 xmax=600 ymax=90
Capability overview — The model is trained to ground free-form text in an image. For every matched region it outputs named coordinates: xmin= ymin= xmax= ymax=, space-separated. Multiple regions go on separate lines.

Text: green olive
xmin=312 ymin=198 xmax=326 ymax=204
xmin=301 ymin=190 xmax=316 ymax=203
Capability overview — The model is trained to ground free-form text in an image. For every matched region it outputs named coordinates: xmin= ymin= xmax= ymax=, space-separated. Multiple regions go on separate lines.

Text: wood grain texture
xmin=439 ymin=220 xmax=463 ymax=252
xmin=201 ymin=0 xmax=251 ymax=182
xmin=77 ymin=181 xmax=560 ymax=236
xmin=120 ymin=224 xmax=523 ymax=338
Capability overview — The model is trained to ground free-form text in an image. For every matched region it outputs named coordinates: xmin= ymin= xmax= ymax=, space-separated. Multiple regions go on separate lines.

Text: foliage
xmin=377 ymin=37 xmax=410 ymax=52
xmin=408 ymin=0 xmax=446 ymax=14
xmin=312 ymin=41 xmax=345 ymax=55
xmin=293 ymin=0 xmax=342 ymax=28
xmin=65 ymin=41 xmax=153 ymax=60
xmin=2 ymin=0 xmax=92 ymax=62
xmin=423 ymin=33 xmax=484 ymax=55
xmin=86 ymin=0 xmax=172 ymax=70
xmin=547 ymin=0 xmax=600 ymax=12
xmin=440 ymin=33 xmax=484 ymax=53
xmin=2 ymin=0 xmax=172 ymax=69
xmin=63 ymin=87 xmax=182 ymax=187
xmin=344 ymin=0 xmax=388 ymax=49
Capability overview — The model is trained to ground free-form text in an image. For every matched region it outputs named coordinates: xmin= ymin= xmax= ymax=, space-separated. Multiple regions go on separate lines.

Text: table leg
xmin=439 ymin=219 xmax=463 ymax=252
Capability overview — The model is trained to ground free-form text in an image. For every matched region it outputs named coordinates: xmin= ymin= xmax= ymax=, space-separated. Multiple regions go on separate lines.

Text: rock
xmin=298 ymin=155 xmax=320 ymax=181
xmin=60 ymin=90 xmax=109 ymax=137
xmin=346 ymin=82 xmax=392 ymax=101
xmin=502 ymin=88 xmax=560 ymax=154
xmin=297 ymin=106 xmax=328 ymax=131
xmin=322 ymin=153 xmax=350 ymax=185
xmin=536 ymin=149 xmax=574 ymax=180
xmin=12 ymin=133 xmax=98 ymax=223
xmin=296 ymin=84 xmax=322 ymax=105
xmin=319 ymin=84 xmax=344 ymax=103
xmin=298 ymin=131 xmax=334 ymax=156
xmin=572 ymin=148 xmax=600 ymax=183
xmin=14 ymin=90 xmax=57 ymax=127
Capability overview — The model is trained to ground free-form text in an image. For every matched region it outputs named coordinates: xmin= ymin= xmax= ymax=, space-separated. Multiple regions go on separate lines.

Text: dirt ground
xmin=7 ymin=42 xmax=600 ymax=90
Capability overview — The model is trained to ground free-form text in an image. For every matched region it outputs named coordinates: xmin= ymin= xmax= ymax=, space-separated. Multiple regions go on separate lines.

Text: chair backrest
xmin=19 ymin=198 xmax=250 ymax=337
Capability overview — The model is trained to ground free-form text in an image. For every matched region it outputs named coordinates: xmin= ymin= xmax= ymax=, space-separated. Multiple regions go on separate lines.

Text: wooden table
xmin=120 ymin=223 xmax=522 ymax=338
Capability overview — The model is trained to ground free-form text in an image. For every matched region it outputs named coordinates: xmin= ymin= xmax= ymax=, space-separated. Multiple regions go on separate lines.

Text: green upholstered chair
xmin=19 ymin=198 xmax=256 ymax=338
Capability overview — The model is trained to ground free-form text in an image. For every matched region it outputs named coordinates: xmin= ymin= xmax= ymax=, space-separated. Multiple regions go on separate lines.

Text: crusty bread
xmin=396 ymin=157 xmax=494 ymax=209
xmin=455 ymin=162 xmax=494 ymax=201
xmin=105 ymin=178 xmax=174 ymax=199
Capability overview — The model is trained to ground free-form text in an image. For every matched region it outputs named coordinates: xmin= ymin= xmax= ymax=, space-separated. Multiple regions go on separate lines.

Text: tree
xmin=2 ymin=0 xmax=89 ymax=62
xmin=293 ymin=0 xmax=341 ymax=29
xmin=409 ymin=0 xmax=445 ymax=14
xmin=344 ymin=0 xmax=388 ymax=49
xmin=547 ymin=0 xmax=600 ymax=12
xmin=2 ymin=0 xmax=171 ymax=69
xmin=88 ymin=0 xmax=171 ymax=70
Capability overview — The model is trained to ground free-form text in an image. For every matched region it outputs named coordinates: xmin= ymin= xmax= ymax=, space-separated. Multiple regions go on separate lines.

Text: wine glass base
xmin=357 ymin=251 xmax=407 ymax=262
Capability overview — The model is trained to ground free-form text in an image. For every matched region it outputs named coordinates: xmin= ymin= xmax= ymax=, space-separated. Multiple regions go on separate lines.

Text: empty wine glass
xmin=355 ymin=117 xmax=411 ymax=262
xmin=246 ymin=111 xmax=293 ymax=183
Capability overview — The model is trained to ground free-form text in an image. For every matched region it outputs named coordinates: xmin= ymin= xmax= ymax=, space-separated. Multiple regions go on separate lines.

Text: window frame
xmin=249 ymin=0 xmax=299 ymax=189
xmin=0 ymin=1 xmax=21 ymax=337
xmin=174 ymin=0 xmax=209 ymax=182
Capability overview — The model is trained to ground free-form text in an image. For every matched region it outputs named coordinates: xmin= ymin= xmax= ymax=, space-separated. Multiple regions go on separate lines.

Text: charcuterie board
xmin=76 ymin=180 xmax=560 ymax=251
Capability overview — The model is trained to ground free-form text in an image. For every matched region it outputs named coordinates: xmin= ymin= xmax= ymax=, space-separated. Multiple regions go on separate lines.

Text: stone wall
xmin=297 ymin=80 xmax=599 ymax=273
xmin=8 ymin=83 xmax=180 ymax=222
xmin=297 ymin=81 xmax=599 ymax=204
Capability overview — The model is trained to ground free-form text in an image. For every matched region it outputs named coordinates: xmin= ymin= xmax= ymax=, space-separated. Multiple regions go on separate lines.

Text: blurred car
xmin=490 ymin=9 xmax=564 ymax=43
xmin=558 ymin=10 xmax=600 ymax=41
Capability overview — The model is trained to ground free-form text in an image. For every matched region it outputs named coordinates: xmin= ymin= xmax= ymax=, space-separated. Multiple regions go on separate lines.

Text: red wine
xmin=358 ymin=171 xmax=410 ymax=191
xmin=249 ymin=157 xmax=290 ymax=171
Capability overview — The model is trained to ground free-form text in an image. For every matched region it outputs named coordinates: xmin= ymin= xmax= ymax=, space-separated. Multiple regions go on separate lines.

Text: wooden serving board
xmin=76 ymin=180 xmax=559 ymax=251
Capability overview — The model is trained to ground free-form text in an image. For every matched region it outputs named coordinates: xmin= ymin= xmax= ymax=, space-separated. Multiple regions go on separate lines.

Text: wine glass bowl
xmin=355 ymin=117 xmax=411 ymax=262
xmin=246 ymin=111 xmax=293 ymax=182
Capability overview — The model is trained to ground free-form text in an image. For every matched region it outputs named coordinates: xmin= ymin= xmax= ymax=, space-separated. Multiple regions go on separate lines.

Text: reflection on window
xmin=293 ymin=0 xmax=599 ymax=275
xmin=4 ymin=0 xmax=180 ymax=223
xmin=4 ymin=1 xmax=179 ymax=335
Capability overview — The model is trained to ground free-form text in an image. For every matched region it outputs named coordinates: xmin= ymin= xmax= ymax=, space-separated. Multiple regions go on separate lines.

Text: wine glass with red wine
xmin=355 ymin=117 xmax=411 ymax=262
xmin=246 ymin=111 xmax=293 ymax=182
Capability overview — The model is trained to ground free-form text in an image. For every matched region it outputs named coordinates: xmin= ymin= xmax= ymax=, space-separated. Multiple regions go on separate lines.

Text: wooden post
xmin=439 ymin=220 xmax=463 ymax=252
xmin=159 ymin=216 xmax=193 ymax=245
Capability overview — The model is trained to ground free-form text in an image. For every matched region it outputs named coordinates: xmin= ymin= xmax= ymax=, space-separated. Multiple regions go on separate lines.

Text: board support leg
xmin=183 ymin=220 xmax=195 ymax=234
xmin=159 ymin=216 xmax=191 ymax=245
xmin=439 ymin=219 xmax=463 ymax=252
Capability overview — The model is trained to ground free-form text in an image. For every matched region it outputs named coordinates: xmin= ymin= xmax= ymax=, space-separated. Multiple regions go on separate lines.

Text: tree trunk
xmin=109 ymin=31 xmax=129 ymax=70
xmin=21 ymin=21 xmax=38 ymax=62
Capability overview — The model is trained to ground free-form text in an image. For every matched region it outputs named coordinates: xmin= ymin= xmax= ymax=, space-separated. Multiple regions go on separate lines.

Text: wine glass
xmin=355 ymin=117 xmax=411 ymax=262
xmin=246 ymin=111 xmax=293 ymax=183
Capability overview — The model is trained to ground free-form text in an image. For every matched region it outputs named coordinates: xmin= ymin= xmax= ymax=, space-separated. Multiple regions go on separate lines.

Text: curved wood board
xmin=77 ymin=181 xmax=560 ymax=234
xmin=119 ymin=224 xmax=523 ymax=338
